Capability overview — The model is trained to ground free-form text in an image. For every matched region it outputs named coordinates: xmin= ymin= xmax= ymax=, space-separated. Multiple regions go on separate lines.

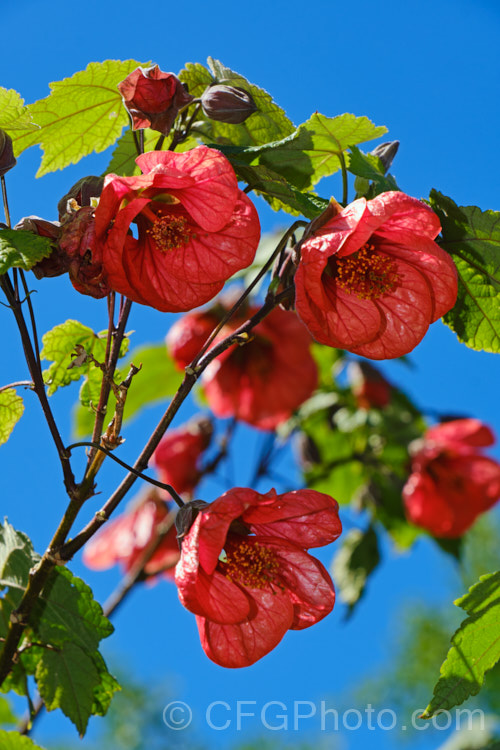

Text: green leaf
xmin=331 ymin=526 xmax=380 ymax=614
xmin=348 ymin=145 xmax=399 ymax=195
xmin=0 ymin=88 xmax=39 ymax=133
xmin=35 ymin=642 xmax=99 ymax=736
xmin=12 ymin=60 xmax=146 ymax=175
xmin=422 ymin=572 xmax=500 ymax=717
xmin=0 ymin=390 xmax=24 ymax=446
xmin=251 ymin=112 xmax=387 ymax=191
xmin=105 ymin=128 xmax=163 ymax=176
xmin=179 ymin=58 xmax=295 ymax=147
xmin=429 ymin=190 xmax=500 ymax=353
xmin=0 ymin=229 xmax=53 ymax=275
xmin=0 ymin=695 xmax=17 ymax=725
xmin=91 ymin=652 xmax=121 ymax=717
xmin=73 ymin=343 xmax=180 ymax=438
xmin=41 ymin=320 xmax=128 ymax=397
xmin=0 ymin=521 xmax=38 ymax=593
xmin=232 ymin=161 xmax=329 ymax=219
xmin=0 ymin=730 xmax=47 ymax=749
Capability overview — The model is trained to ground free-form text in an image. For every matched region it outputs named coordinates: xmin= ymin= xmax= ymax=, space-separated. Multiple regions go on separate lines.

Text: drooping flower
xmin=83 ymin=490 xmax=179 ymax=579
xmin=152 ymin=416 xmax=213 ymax=498
xmin=166 ymin=298 xmax=318 ymax=430
xmin=175 ymin=487 xmax=342 ymax=668
xmin=403 ymin=418 xmax=500 ymax=538
xmin=59 ymin=204 xmax=111 ymax=298
xmin=294 ymin=192 xmax=458 ymax=359
xmin=348 ymin=361 xmax=392 ymax=410
xmin=118 ymin=65 xmax=193 ymax=136
xmin=94 ymin=147 xmax=261 ymax=312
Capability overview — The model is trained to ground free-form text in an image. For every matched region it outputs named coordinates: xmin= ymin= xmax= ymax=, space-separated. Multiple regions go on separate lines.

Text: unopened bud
xmin=0 ymin=129 xmax=16 ymax=177
xmin=57 ymin=175 xmax=104 ymax=220
xmin=201 ymin=85 xmax=257 ymax=124
xmin=370 ymin=141 xmax=399 ymax=173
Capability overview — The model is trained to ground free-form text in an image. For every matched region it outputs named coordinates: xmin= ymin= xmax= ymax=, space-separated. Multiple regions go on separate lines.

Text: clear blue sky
xmin=1 ymin=0 xmax=499 ymax=748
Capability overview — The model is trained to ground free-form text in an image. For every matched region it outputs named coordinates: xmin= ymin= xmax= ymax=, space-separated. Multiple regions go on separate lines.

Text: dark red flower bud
xmin=59 ymin=204 xmax=110 ymax=298
xmin=57 ymin=175 xmax=104 ymax=220
xmin=370 ymin=141 xmax=399 ymax=173
xmin=201 ymin=84 xmax=257 ymax=124
xmin=118 ymin=65 xmax=194 ymax=136
xmin=0 ymin=129 xmax=16 ymax=177
xmin=15 ymin=216 xmax=65 ymax=279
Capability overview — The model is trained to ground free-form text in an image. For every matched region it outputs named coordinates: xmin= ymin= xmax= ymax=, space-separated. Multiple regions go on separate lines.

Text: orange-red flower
xmin=294 ymin=192 xmax=458 ymax=359
xmin=118 ymin=65 xmax=193 ymax=135
xmin=166 ymin=300 xmax=318 ymax=430
xmin=82 ymin=491 xmax=179 ymax=580
xmin=152 ymin=417 xmax=213 ymax=498
xmin=175 ymin=487 xmax=342 ymax=667
xmin=403 ymin=419 xmax=500 ymax=538
xmin=95 ymin=147 xmax=260 ymax=312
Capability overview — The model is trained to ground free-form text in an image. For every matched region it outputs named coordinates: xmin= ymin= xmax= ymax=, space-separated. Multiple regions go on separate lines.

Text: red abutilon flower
xmin=94 ymin=146 xmax=261 ymax=312
xmin=118 ymin=65 xmax=194 ymax=136
xmin=294 ymin=192 xmax=458 ymax=359
xmin=83 ymin=491 xmax=179 ymax=579
xmin=348 ymin=361 xmax=392 ymax=409
xmin=175 ymin=487 xmax=342 ymax=668
xmin=152 ymin=416 xmax=213 ymax=498
xmin=166 ymin=299 xmax=319 ymax=430
xmin=403 ymin=418 xmax=500 ymax=538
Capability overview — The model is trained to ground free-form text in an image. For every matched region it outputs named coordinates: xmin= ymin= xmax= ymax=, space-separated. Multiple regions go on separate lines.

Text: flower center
xmin=222 ymin=539 xmax=280 ymax=589
xmin=147 ymin=213 xmax=192 ymax=252
xmin=332 ymin=242 xmax=400 ymax=300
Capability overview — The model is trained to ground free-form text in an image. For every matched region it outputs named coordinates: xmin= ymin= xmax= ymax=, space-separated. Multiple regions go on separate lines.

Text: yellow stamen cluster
xmin=334 ymin=243 xmax=400 ymax=300
xmin=222 ymin=540 xmax=280 ymax=589
xmin=147 ymin=213 xmax=191 ymax=252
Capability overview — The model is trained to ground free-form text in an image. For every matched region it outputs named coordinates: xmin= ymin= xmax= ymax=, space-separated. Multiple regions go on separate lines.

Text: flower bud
xmin=118 ymin=65 xmax=193 ymax=136
xmin=57 ymin=175 xmax=104 ymax=220
xmin=0 ymin=129 xmax=16 ymax=177
xmin=370 ymin=141 xmax=399 ymax=173
xmin=59 ymin=205 xmax=110 ymax=298
xmin=175 ymin=499 xmax=210 ymax=547
xmin=201 ymin=84 xmax=257 ymax=124
xmin=15 ymin=216 xmax=65 ymax=279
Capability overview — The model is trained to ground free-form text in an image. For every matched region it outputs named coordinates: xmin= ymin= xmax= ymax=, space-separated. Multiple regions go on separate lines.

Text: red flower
xmin=152 ymin=417 xmax=213 ymax=498
xmin=83 ymin=491 xmax=179 ymax=579
xmin=403 ymin=419 xmax=500 ymax=538
xmin=175 ymin=487 xmax=342 ymax=667
xmin=167 ymin=300 xmax=318 ymax=430
xmin=95 ymin=147 xmax=261 ymax=312
xmin=118 ymin=65 xmax=193 ymax=136
xmin=349 ymin=361 xmax=392 ymax=409
xmin=294 ymin=192 xmax=458 ymax=359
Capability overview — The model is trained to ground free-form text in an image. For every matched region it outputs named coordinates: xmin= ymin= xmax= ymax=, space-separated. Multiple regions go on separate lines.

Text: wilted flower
xmin=152 ymin=416 xmax=213 ymax=498
xmin=57 ymin=175 xmax=104 ymax=219
xmin=59 ymin=204 xmax=110 ymax=298
xmin=95 ymin=147 xmax=260 ymax=312
xmin=175 ymin=487 xmax=342 ymax=667
xmin=403 ymin=418 xmax=500 ymax=538
xmin=16 ymin=216 xmax=64 ymax=279
xmin=167 ymin=299 xmax=318 ymax=430
xmin=294 ymin=192 xmax=458 ymax=359
xmin=83 ymin=490 xmax=179 ymax=579
xmin=118 ymin=65 xmax=193 ymax=136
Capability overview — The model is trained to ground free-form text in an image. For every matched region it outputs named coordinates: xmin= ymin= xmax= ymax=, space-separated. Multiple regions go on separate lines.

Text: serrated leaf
xmin=105 ymin=128 xmax=163 ymax=176
xmin=0 ymin=389 xmax=24 ymax=446
xmin=12 ymin=60 xmax=146 ymax=175
xmin=73 ymin=343 xmax=180 ymax=438
xmin=0 ymin=88 xmax=39 ymax=133
xmin=0 ymin=521 xmax=38 ymax=593
xmin=250 ymin=112 xmax=387 ymax=191
xmin=429 ymin=191 xmax=500 ymax=353
xmin=331 ymin=526 xmax=380 ymax=614
xmin=35 ymin=642 xmax=99 ymax=735
xmin=0 ymin=730 xmax=47 ymax=749
xmin=232 ymin=161 xmax=329 ymax=218
xmin=91 ymin=651 xmax=121 ymax=716
xmin=0 ymin=229 xmax=53 ymax=275
xmin=179 ymin=58 xmax=295 ymax=147
xmin=41 ymin=320 xmax=127 ymax=397
xmin=422 ymin=572 xmax=500 ymax=717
